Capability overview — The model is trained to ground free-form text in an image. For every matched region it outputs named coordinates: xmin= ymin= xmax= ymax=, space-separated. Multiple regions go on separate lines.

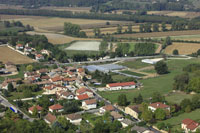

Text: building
xmin=125 ymin=105 xmax=141 ymax=119
xmin=16 ymin=44 xmax=23 ymax=50
xmin=82 ymin=99 xmax=97 ymax=110
xmin=66 ymin=113 xmax=82 ymax=125
xmin=76 ymin=88 xmax=94 ymax=97
xmin=131 ymin=125 xmax=149 ymax=133
xmin=110 ymin=111 xmax=124 ymax=121
xmin=49 ymin=104 xmax=64 ymax=112
xmin=182 ymin=118 xmax=199 ymax=133
xmin=141 ymin=58 xmax=163 ymax=65
xmin=99 ymin=105 xmax=115 ymax=114
xmin=148 ymin=102 xmax=170 ymax=112
xmin=76 ymin=94 xmax=90 ymax=101
xmin=44 ymin=113 xmax=56 ymax=124
xmin=28 ymin=105 xmax=43 ymax=114
xmin=50 ymin=76 xmax=62 ymax=85
xmin=106 ymin=81 xmax=136 ymax=91
xmin=121 ymin=119 xmax=134 ymax=128
xmin=35 ymin=54 xmax=44 ymax=61
xmin=56 ymin=90 xmax=74 ymax=100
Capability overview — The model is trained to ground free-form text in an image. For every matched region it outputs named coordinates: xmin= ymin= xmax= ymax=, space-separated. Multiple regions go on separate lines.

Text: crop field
xmin=120 ymin=70 xmax=146 ymax=77
xmin=98 ymin=59 xmax=200 ymax=103
xmin=165 ymin=42 xmax=200 ymax=55
xmin=0 ymin=46 xmax=34 ymax=64
xmin=118 ymin=59 xmax=152 ymax=69
xmin=65 ymin=41 xmax=101 ymax=51
xmin=27 ymin=31 xmax=101 ymax=44
xmin=171 ymin=34 xmax=200 ymax=41
xmin=114 ymin=30 xmax=200 ymax=39
xmin=147 ymin=11 xmax=200 ymax=19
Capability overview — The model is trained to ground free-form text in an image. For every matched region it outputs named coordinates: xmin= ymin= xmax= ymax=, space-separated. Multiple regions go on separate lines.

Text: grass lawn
xmin=141 ymin=69 xmax=156 ymax=74
xmin=118 ymin=59 xmax=152 ymax=69
xmin=120 ymin=70 xmax=146 ymax=77
xmin=110 ymin=72 xmax=134 ymax=82
xmin=161 ymin=109 xmax=200 ymax=126
xmin=98 ymin=58 xmax=200 ymax=104
xmin=165 ymin=92 xmax=193 ymax=104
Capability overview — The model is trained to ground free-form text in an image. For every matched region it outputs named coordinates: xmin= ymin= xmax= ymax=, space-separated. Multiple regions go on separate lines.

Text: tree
xmin=128 ymin=24 xmax=132 ymax=33
xmin=173 ymin=49 xmax=179 ymax=55
xmin=152 ymin=92 xmax=165 ymax=103
xmin=180 ymin=99 xmax=191 ymax=110
xmin=110 ymin=120 xmax=122 ymax=132
xmin=185 ymin=105 xmax=191 ymax=113
xmin=32 ymin=106 xmax=38 ymax=117
xmin=161 ymin=22 xmax=167 ymax=31
xmin=155 ymin=61 xmax=168 ymax=74
xmin=117 ymin=25 xmax=122 ymax=34
xmin=139 ymin=24 xmax=144 ymax=33
xmin=26 ymin=65 xmax=33 ymax=72
xmin=3 ymin=89 xmax=9 ymax=97
xmin=63 ymin=101 xmax=80 ymax=113
xmin=93 ymin=28 xmax=101 ymax=37
xmin=154 ymin=108 xmax=166 ymax=120
xmin=153 ymin=23 xmax=159 ymax=32
xmin=197 ymin=49 xmax=200 ymax=55
xmin=117 ymin=94 xmax=127 ymax=106
xmin=23 ymin=90 xmax=33 ymax=97
xmin=173 ymin=73 xmax=189 ymax=91
xmin=156 ymin=122 xmax=166 ymax=130
xmin=188 ymin=77 xmax=200 ymax=93
xmin=141 ymin=109 xmax=153 ymax=122
xmin=8 ymin=83 xmax=14 ymax=92
xmin=133 ymin=93 xmax=143 ymax=104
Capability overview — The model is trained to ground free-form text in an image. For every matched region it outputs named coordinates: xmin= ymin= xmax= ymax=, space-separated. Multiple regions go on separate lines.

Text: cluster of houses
xmin=0 ymin=62 xmax=17 ymax=75
xmin=16 ymin=43 xmax=51 ymax=61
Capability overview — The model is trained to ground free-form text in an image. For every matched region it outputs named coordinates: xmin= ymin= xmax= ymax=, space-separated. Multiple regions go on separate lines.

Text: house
xmin=1 ymin=78 xmax=20 ymax=90
xmin=49 ymin=104 xmax=64 ymax=112
xmin=99 ymin=105 xmax=115 ymax=114
xmin=131 ymin=125 xmax=149 ymax=133
xmin=37 ymin=69 xmax=48 ymax=74
xmin=76 ymin=88 xmax=94 ymax=97
xmin=148 ymin=102 xmax=170 ymax=112
xmin=44 ymin=113 xmax=56 ymax=124
xmin=35 ymin=54 xmax=44 ymax=61
xmin=106 ymin=81 xmax=136 ymax=91
xmin=5 ymin=62 xmax=17 ymax=73
xmin=110 ymin=111 xmax=124 ymax=121
xmin=76 ymin=94 xmax=89 ymax=101
xmin=56 ymin=90 xmax=74 ymax=100
xmin=182 ymin=118 xmax=199 ymax=133
xmin=16 ymin=44 xmax=23 ymax=50
xmin=41 ymin=49 xmax=51 ymax=56
xmin=82 ymin=99 xmax=97 ymax=110
xmin=28 ymin=105 xmax=43 ymax=114
xmin=125 ymin=105 xmax=141 ymax=119
xmin=41 ymin=75 xmax=50 ymax=81
xmin=50 ymin=76 xmax=62 ymax=85
xmin=62 ymin=77 xmax=76 ymax=85
xmin=66 ymin=113 xmax=82 ymax=125
xmin=121 ymin=118 xmax=134 ymax=128
xmin=24 ymin=47 xmax=32 ymax=54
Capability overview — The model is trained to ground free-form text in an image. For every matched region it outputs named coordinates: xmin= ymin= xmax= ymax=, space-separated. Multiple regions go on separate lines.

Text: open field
xmin=27 ymin=31 xmax=101 ymax=44
xmin=118 ymin=59 xmax=152 ymax=69
xmin=113 ymin=30 xmax=200 ymax=39
xmin=161 ymin=109 xmax=200 ymax=126
xmin=165 ymin=92 xmax=193 ymax=104
xmin=165 ymin=42 xmax=200 ymax=55
xmin=98 ymin=59 xmax=200 ymax=103
xmin=120 ymin=70 xmax=146 ymax=77
xmin=147 ymin=11 xmax=200 ymax=19
xmin=40 ymin=6 xmax=91 ymax=13
xmin=0 ymin=46 xmax=34 ymax=64
xmin=171 ymin=34 xmax=200 ymax=41
xmin=66 ymin=41 xmax=101 ymax=51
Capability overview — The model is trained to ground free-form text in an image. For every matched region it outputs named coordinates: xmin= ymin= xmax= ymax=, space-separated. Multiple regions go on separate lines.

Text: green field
xmin=120 ymin=70 xmax=146 ymax=77
xmin=141 ymin=69 xmax=156 ymax=74
xmin=161 ymin=109 xmax=200 ymax=126
xmin=98 ymin=59 xmax=200 ymax=103
xmin=65 ymin=50 xmax=99 ymax=57
xmin=118 ymin=59 xmax=152 ymax=69
xmin=165 ymin=92 xmax=193 ymax=104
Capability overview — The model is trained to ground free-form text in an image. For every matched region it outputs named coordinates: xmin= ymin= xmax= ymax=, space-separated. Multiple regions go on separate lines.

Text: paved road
xmin=0 ymin=95 xmax=34 ymax=122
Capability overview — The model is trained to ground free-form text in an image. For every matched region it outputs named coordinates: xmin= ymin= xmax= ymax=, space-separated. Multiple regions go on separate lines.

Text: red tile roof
xmin=29 ymin=105 xmax=43 ymax=112
xmin=50 ymin=76 xmax=62 ymax=82
xmin=45 ymin=113 xmax=56 ymax=123
xmin=76 ymin=88 xmax=92 ymax=94
xmin=36 ymin=54 xmax=43 ymax=58
xmin=16 ymin=44 xmax=23 ymax=47
xmin=149 ymin=102 xmax=170 ymax=109
xmin=102 ymin=105 xmax=115 ymax=111
xmin=62 ymin=77 xmax=76 ymax=82
xmin=67 ymin=113 xmax=81 ymax=120
xmin=78 ymin=68 xmax=84 ymax=73
xmin=41 ymin=75 xmax=50 ymax=80
xmin=85 ymin=99 xmax=96 ymax=105
xmin=182 ymin=118 xmax=199 ymax=130
xmin=49 ymin=104 xmax=63 ymax=110
xmin=44 ymin=85 xmax=54 ymax=90
xmin=77 ymin=94 xmax=89 ymax=100
xmin=107 ymin=81 xmax=136 ymax=87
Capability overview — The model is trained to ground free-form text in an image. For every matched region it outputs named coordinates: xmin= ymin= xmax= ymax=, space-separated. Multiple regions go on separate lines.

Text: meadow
xmin=118 ymin=59 xmax=152 ymax=69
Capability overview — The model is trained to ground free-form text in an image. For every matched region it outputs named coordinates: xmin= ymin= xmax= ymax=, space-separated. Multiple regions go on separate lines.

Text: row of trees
xmin=64 ymin=22 xmax=86 ymax=37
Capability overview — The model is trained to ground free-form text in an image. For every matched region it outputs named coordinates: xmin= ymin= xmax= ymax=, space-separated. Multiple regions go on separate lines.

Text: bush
xmin=173 ymin=49 xmax=179 ymax=55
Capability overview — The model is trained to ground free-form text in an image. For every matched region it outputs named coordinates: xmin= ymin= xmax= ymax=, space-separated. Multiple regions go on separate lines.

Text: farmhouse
xmin=141 ymin=58 xmax=163 ymax=65
xmin=49 ymin=104 xmax=63 ymax=112
xmin=182 ymin=118 xmax=199 ymax=133
xmin=106 ymin=81 xmax=136 ymax=91
xmin=35 ymin=54 xmax=44 ymax=61
xmin=76 ymin=94 xmax=90 ymax=101
xmin=82 ymin=99 xmax=97 ymax=110
xmin=76 ymin=88 xmax=94 ymax=97
xmin=110 ymin=111 xmax=124 ymax=121
xmin=16 ymin=44 xmax=24 ymax=50
xmin=99 ymin=105 xmax=115 ymax=114
xmin=121 ymin=119 xmax=134 ymax=128
xmin=56 ymin=90 xmax=74 ymax=100
xmin=66 ymin=113 xmax=82 ymax=125
xmin=125 ymin=105 xmax=141 ymax=120
xmin=28 ymin=105 xmax=43 ymax=114
xmin=148 ymin=102 xmax=170 ymax=112
xmin=44 ymin=113 xmax=56 ymax=124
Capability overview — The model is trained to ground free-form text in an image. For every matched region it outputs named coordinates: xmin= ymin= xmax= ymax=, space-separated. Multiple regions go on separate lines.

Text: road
xmin=0 ymin=94 xmax=34 ymax=122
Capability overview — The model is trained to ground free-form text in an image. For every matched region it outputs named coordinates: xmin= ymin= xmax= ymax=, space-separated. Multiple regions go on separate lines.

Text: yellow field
xmin=0 ymin=46 xmax=34 ymax=64
xmin=27 ymin=31 xmax=101 ymax=44
xmin=147 ymin=11 xmax=200 ymax=19
xmin=165 ymin=42 xmax=200 ymax=55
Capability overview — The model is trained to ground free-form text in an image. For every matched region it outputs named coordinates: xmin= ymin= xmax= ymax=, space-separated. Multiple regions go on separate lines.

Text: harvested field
xmin=165 ymin=42 xmax=200 ymax=55
xmin=171 ymin=34 xmax=200 ymax=41
xmin=114 ymin=30 xmax=200 ymax=38
xmin=40 ymin=6 xmax=91 ymax=13
xmin=0 ymin=46 xmax=34 ymax=64
xmin=27 ymin=31 xmax=101 ymax=44
xmin=147 ymin=11 xmax=200 ymax=19
xmin=65 ymin=41 xmax=101 ymax=51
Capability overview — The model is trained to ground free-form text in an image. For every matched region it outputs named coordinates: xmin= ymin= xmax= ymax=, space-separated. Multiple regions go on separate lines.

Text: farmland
xmin=98 ymin=58 xmax=200 ymax=104
xmin=165 ymin=42 xmax=200 ymax=55
xmin=118 ymin=59 xmax=152 ymax=69
xmin=65 ymin=41 xmax=101 ymax=51
xmin=120 ymin=70 xmax=146 ymax=77
xmin=0 ymin=46 xmax=34 ymax=64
